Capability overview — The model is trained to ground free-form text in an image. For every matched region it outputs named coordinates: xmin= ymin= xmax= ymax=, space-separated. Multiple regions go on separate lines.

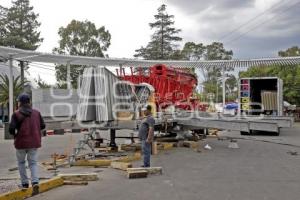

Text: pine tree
xmin=0 ymin=0 xmax=43 ymax=50
xmin=0 ymin=6 xmax=8 ymax=42
xmin=134 ymin=4 xmax=182 ymax=60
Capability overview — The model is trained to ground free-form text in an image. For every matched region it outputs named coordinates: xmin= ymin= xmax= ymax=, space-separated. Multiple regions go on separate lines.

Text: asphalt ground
xmin=0 ymin=124 xmax=300 ymax=200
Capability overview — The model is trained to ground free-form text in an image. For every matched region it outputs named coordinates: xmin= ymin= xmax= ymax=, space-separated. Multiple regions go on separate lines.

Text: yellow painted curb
xmin=0 ymin=177 xmax=64 ymax=200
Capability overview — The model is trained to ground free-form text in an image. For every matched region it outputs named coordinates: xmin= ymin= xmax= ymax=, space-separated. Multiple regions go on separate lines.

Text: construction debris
xmin=73 ymin=159 xmax=112 ymax=167
xmin=228 ymin=139 xmax=239 ymax=149
xmin=58 ymin=173 xmax=99 ymax=181
xmin=110 ymin=162 xmax=132 ymax=171
xmin=287 ymin=151 xmax=298 ymax=156
xmin=127 ymin=170 xmax=148 ymax=179
xmin=183 ymin=141 xmax=199 ymax=149
xmin=63 ymin=181 xmax=88 ymax=186
xmin=204 ymin=144 xmax=212 ymax=150
xmin=127 ymin=167 xmax=163 ymax=175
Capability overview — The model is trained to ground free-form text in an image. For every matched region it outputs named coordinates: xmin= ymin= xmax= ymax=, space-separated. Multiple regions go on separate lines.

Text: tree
xmin=53 ymin=20 xmax=111 ymax=88
xmin=0 ymin=6 xmax=8 ymax=43
xmin=35 ymin=76 xmax=51 ymax=89
xmin=201 ymin=42 xmax=234 ymax=102
xmin=181 ymin=42 xmax=205 ymax=61
xmin=0 ymin=0 xmax=43 ymax=50
xmin=0 ymin=74 xmax=29 ymax=120
xmin=240 ymin=46 xmax=300 ymax=106
xmin=0 ymin=0 xmax=43 ymax=88
xmin=278 ymin=46 xmax=300 ymax=57
xmin=134 ymin=4 xmax=182 ymax=60
xmin=240 ymin=65 xmax=300 ymax=106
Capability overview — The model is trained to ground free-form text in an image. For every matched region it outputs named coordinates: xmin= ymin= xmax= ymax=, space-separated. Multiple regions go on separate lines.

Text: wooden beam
xmin=58 ymin=173 xmax=99 ymax=181
xmin=127 ymin=170 xmax=148 ymax=179
xmin=162 ymin=142 xmax=174 ymax=150
xmin=110 ymin=162 xmax=132 ymax=171
xmin=73 ymin=159 xmax=112 ymax=167
xmin=63 ymin=181 xmax=88 ymax=186
xmin=117 ymin=152 xmax=141 ymax=162
xmin=152 ymin=141 xmax=158 ymax=155
xmin=0 ymin=177 xmax=64 ymax=200
xmin=183 ymin=141 xmax=199 ymax=149
xmin=127 ymin=167 xmax=163 ymax=175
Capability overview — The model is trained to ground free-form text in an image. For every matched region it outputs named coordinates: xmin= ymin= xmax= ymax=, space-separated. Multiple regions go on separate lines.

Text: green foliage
xmin=201 ymin=42 xmax=234 ymax=102
xmin=240 ymin=46 xmax=300 ymax=105
xmin=0 ymin=0 xmax=43 ymax=50
xmin=0 ymin=5 xmax=8 ymax=40
xmin=181 ymin=42 xmax=205 ymax=61
xmin=240 ymin=65 xmax=300 ymax=105
xmin=53 ymin=20 xmax=111 ymax=88
xmin=278 ymin=46 xmax=300 ymax=57
xmin=35 ymin=75 xmax=51 ymax=88
xmin=205 ymin=42 xmax=233 ymax=60
xmin=0 ymin=74 xmax=29 ymax=107
xmin=134 ymin=4 xmax=182 ymax=60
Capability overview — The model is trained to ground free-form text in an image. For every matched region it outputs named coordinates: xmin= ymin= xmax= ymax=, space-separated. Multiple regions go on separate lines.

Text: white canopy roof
xmin=1 ymin=46 xmax=300 ymax=69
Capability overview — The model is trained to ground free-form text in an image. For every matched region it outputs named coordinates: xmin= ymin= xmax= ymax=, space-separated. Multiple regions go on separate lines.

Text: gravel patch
xmin=0 ymin=179 xmax=19 ymax=194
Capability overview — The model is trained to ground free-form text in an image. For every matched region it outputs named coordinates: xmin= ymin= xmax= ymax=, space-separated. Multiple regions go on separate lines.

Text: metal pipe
xmin=222 ymin=66 xmax=226 ymax=108
xmin=9 ymin=55 xmax=14 ymax=121
xmin=67 ymin=61 xmax=71 ymax=89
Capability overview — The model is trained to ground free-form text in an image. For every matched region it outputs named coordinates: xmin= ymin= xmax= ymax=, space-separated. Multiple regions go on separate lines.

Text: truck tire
xmin=240 ymin=131 xmax=250 ymax=135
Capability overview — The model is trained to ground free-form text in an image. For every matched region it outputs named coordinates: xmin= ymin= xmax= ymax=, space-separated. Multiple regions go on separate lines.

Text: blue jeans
xmin=141 ymin=140 xmax=151 ymax=167
xmin=16 ymin=149 xmax=39 ymax=185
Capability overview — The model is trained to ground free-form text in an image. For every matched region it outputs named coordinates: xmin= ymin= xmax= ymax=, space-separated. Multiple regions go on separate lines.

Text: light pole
xmin=217 ymin=75 xmax=229 ymax=109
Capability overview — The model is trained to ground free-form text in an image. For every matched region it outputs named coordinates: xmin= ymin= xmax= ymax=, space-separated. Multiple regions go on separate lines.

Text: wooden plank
xmin=120 ymin=144 xmax=141 ymax=151
xmin=152 ymin=141 xmax=158 ymax=155
xmin=110 ymin=162 xmax=132 ymax=171
xmin=183 ymin=141 xmax=199 ymax=149
xmin=127 ymin=167 xmax=162 ymax=175
xmin=117 ymin=152 xmax=141 ymax=162
xmin=63 ymin=181 xmax=88 ymax=185
xmin=73 ymin=159 xmax=112 ymax=167
xmin=58 ymin=173 xmax=99 ymax=181
xmin=127 ymin=170 xmax=148 ymax=179
xmin=162 ymin=143 xmax=174 ymax=150
xmin=0 ymin=177 xmax=64 ymax=200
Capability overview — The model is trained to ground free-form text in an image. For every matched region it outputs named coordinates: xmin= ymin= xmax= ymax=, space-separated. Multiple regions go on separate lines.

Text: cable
xmin=30 ymin=62 xmax=56 ymax=68
xmin=218 ymin=0 xmax=291 ymax=42
xmin=224 ymin=1 xmax=300 ymax=46
xmin=29 ymin=63 xmax=56 ymax=71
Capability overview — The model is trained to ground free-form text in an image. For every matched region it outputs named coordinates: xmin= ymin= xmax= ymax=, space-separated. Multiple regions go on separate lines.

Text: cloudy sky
xmin=1 ymin=0 xmax=300 ymax=84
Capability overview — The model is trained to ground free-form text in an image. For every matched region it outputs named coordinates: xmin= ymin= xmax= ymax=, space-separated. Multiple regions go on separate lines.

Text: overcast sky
xmin=1 ymin=0 xmax=300 ymax=84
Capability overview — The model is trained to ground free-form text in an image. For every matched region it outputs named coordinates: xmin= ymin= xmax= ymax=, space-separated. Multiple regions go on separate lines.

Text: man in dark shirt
xmin=9 ymin=93 xmax=45 ymax=195
xmin=138 ymin=105 xmax=155 ymax=167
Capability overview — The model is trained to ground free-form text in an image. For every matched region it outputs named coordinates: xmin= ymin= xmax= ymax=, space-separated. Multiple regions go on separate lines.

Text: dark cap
xmin=142 ymin=104 xmax=152 ymax=111
xmin=17 ymin=93 xmax=30 ymax=104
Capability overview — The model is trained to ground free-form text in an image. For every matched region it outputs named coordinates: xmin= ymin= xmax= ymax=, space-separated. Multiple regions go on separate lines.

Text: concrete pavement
xmin=1 ymin=124 xmax=300 ymax=200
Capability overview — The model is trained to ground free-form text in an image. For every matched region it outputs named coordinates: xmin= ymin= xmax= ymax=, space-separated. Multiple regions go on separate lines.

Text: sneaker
xmin=19 ymin=183 xmax=29 ymax=190
xmin=32 ymin=183 xmax=39 ymax=196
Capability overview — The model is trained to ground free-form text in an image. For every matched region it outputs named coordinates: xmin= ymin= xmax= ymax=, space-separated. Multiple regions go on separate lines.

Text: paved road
xmin=1 ymin=124 xmax=300 ymax=200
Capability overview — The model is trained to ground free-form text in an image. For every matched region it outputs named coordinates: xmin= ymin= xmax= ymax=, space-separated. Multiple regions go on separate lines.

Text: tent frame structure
xmin=1 ymin=45 xmax=300 ymax=120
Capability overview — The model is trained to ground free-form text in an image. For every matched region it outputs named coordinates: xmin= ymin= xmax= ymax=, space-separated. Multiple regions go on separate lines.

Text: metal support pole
xmin=216 ymin=82 xmax=218 ymax=103
xmin=8 ymin=55 xmax=14 ymax=121
xmin=109 ymin=129 xmax=117 ymax=147
xmin=20 ymin=61 xmax=25 ymax=91
xmin=222 ymin=66 xmax=226 ymax=108
xmin=67 ymin=61 xmax=71 ymax=89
